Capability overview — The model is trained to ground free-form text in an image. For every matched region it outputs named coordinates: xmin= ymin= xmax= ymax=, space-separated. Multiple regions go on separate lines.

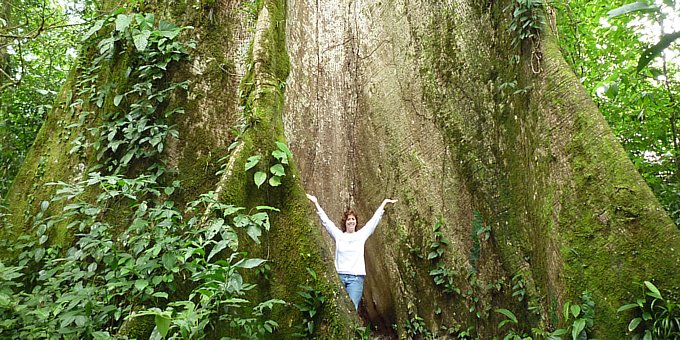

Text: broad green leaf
xmin=133 ymin=29 xmax=152 ymax=52
xmin=551 ymin=329 xmax=568 ymax=336
xmin=114 ymin=94 xmax=124 ymax=106
xmin=254 ymin=171 xmax=267 ymax=188
xmin=269 ymin=175 xmax=281 ymax=187
xmin=637 ymin=31 xmax=680 ymax=72
xmin=208 ymin=240 xmax=229 ymax=261
xmin=155 ymin=315 xmax=171 ymax=337
xmin=121 ymin=150 xmax=134 ymax=165
xmin=572 ymin=318 xmax=586 ymax=340
xmin=617 ymin=303 xmax=639 ymax=312
xmin=83 ymin=19 xmax=105 ymax=41
xmin=92 ymin=332 xmax=112 ymax=340
xmin=135 ymin=279 xmax=149 ymax=291
xmin=628 ymin=317 xmax=642 ymax=331
xmin=236 ymin=258 xmax=266 ymax=269
xmin=247 ymin=224 xmax=262 ymax=244
xmin=607 ymin=1 xmax=658 ymax=18
xmin=115 ymin=14 xmax=132 ymax=32
xmin=158 ymin=20 xmax=181 ymax=39
xmin=495 ymin=309 xmax=518 ymax=324
xmin=272 ymin=150 xmax=288 ymax=164
xmin=245 ymin=155 xmax=261 ymax=171
xmin=149 ymin=328 xmax=162 ymax=340
xmin=270 ymin=163 xmax=285 ymax=176
xmin=276 ymin=141 xmax=293 ymax=158
xmin=221 ymin=229 xmax=239 ymax=251
xmin=159 ymin=20 xmax=179 ymax=32
xmin=571 ymin=304 xmax=581 ymax=318
xmin=644 ymin=281 xmax=662 ymax=299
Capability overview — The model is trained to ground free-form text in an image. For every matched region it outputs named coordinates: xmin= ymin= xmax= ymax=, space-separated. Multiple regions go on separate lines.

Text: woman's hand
xmin=306 ymin=193 xmax=318 ymax=204
xmin=383 ymin=199 xmax=398 ymax=204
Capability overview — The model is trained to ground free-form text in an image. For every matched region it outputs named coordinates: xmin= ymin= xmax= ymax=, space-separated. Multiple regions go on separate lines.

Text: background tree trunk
xmin=3 ymin=0 xmax=680 ymax=338
xmin=0 ymin=0 xmax=11 ymax=87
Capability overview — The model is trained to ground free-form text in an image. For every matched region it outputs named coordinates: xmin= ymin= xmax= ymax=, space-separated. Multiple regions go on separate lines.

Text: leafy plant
xmin=496 ymin=308 xmax=532 ymax=340
xmin=69 ymin=10 xmax=194 ymax=176
xmin=244 ymin=141 xmax=294 ymax=188
xmin=512 ymin=273 xmax=527 ymax=302
xmin=404 ymin=304 xmax=431 ymax=340
xmin=618 ymin=281 xmax=680 ymax=339
xmin=469 ymin=211 xmax=490 ymax=273
xmin=427 ymin=218 xmax=461 ymax=295
xmin=293 ymin=268 xmax=326 ymax=338
xmin=506 ymin=0 xmax=546 ymax=48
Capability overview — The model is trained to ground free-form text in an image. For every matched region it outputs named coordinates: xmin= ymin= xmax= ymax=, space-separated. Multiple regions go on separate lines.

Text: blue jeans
xmin=339 ymin=274 xmax=365 ymax=310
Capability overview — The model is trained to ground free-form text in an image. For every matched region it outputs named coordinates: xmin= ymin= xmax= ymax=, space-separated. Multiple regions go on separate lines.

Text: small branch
xmin=0 ymin=19 xmax=80 ymax=39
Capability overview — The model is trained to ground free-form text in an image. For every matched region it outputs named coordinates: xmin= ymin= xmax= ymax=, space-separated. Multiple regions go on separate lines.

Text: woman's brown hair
xmin=340 ymin=208 xmax=359 ymax=232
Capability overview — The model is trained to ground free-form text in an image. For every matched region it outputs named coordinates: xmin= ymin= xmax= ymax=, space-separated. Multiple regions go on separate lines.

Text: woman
xmin=306 ymin=193 xmax=397 ymax=311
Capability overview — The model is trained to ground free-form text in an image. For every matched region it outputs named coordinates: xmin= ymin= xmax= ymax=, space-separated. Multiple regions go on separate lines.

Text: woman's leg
xmin=339 ymin=274 xmax=365 ymax=310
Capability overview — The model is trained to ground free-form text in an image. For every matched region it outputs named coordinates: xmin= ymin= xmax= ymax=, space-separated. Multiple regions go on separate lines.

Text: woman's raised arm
xmin=307 ymin=194 xmax=342 ymax=239
xmin=358 ymin=198 xmax=397 ymax=237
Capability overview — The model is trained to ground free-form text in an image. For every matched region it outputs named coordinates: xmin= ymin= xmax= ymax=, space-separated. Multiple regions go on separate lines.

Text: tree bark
xmin=0 ymin=0 xmax=11 ymax=86
xmin=3 ymin=0 xmax=680 ymax=338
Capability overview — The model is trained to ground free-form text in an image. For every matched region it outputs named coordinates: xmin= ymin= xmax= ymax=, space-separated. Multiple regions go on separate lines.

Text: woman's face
xmin=345 ymin=214 xmax=357 ymax=233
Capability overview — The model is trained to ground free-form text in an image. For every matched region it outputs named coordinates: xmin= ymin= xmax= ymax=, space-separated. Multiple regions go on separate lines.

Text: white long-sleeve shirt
xmin=315 ymin=204 xmax=385 ymax=276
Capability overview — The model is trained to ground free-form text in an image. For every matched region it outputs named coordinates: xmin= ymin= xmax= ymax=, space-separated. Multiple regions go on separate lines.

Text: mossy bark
xmin=4 ymin=0 xmax=680 ymax=338
xmin=2 ymin=0 xmax=355 ymax=338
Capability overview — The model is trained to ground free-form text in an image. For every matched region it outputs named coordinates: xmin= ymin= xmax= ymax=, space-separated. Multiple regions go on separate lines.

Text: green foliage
xmin=69 ymin=11 xmax=194 ymax=176
xmin=0 ymin=172 xmax=282 ymax=338
xmin=557 ymin=299 xmax=592 ymax=340
xmin=293 ymin=268 xmax=326 ymax=338
xmin=618 ymin=281 xmax=680 ymax=339
xmin=0 ymin=1 xmax=96 ymax=198
xmin=496 ymin=292 xmax=595 ymax=340
xmin=404 ymin=303 xmax=432 ymax=339
xmin=469 ymin=211 xmax=490 ymax=273
xmin=0 ymin=10 xmax=287 ymax=338
xmin=506 ymin=0 xmax=546 ymax=48
xmin=556 ymin=0 xmax=680 ymax=226
xmin=607 ymin=1 xmax=680 ymax=72
xmin=427 ymin=218 xmax=461 ymax=295
xmin=496 ymin=308 xmax=532 ymax=340
xmin=245 ymin=141 xmax=293 ymax=188
xmin=511 ymin=273 xmax=526 ymax=302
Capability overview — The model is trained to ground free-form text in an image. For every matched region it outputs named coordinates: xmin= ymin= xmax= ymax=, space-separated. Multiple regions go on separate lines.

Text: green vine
xmin=506 ymin=0 xmax=546 ymax=48
xmin=70 ymin=11 xmax=194 ymax=176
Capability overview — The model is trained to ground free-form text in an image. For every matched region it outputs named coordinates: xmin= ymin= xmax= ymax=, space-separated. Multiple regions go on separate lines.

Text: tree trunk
xmin=0 ymin=0 xmax=10 ymax=86
xmin=3 ymin=0 xmax=680 ymax=338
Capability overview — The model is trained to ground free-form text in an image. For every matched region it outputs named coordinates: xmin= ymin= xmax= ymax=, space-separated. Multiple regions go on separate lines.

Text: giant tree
xmin=2 ymin=0 xmax=679 ymax=338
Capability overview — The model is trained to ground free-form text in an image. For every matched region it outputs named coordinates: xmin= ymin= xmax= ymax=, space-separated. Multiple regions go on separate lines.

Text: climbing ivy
xmin=505 ymin=0 xmax=546 ymax=48
xmin=427 ymin=218 xmax=461 ymax=295
xmin=69 ymin=10 xmax=194 ymax=176
xmin=245 ymin=141 xmax=294 ymax=188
